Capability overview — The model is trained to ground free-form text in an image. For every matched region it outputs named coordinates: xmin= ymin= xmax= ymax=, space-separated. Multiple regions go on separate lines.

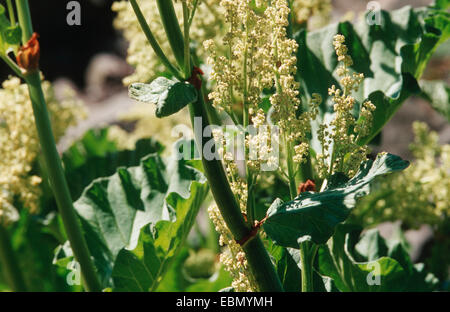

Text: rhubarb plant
xmin=0 ymin=0 xmax=448 ymax=292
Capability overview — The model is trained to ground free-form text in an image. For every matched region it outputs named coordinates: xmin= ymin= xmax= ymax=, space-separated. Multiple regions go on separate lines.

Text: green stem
xmin=298 ymin=153 xmax=313 ymax=182
xmin=190 ymin=50 xmax=222 ymax=126
xmin=0 ymin=225 xmax=27 ymax=291
xmin=25 ymin=72 xmax=101 ymax=292
xmin=14 ymin=1 xmax=101 ymax=291
xmin=299 ymin=241 xmax=313 ymax=292
xmin=6 ymin=0 xmax=16 ymax=25
xmin=287 ymin=0 xmax=294 ymax=39
xmin=1 ymin=54 xmax=23 ymax=77
xmin=285 ymin=134 xmax=316 ymax=292
xmin=286 ymin=138 xmax=298 ymax=199
xmin=129 ymin=0 xmax=182 ymax=80
xmin=189 ymin=92 xmax=283 ymax=292
xmin=292 ymin=159 xmax=316 ymax=292
xmin=187 ymin=0 xmax=199 ymax=28
xmin=272 ymin=30 xmax=316 ymax=291
xmin=156 ymin=0 xmax=185 ymax=72
xmin=15 ymin=0 xmax=32 ymax=42
xmin=182 ymin=2 xmax=191 ymax=78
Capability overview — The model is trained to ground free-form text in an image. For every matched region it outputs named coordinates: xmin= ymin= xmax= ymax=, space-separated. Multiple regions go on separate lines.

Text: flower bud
xmin=16 ymin=33 xmax=40 ymax=72
xmin=298 ymin=179 xmax=316 ymax=194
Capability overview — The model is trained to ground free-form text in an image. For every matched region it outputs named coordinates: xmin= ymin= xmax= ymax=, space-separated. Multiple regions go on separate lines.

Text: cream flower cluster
xmin=316 ymin=35 xmax=376 ymax=179
xmin=0 ymin=77 xmax=85 ymax=225
xmin=266 ymin=1 xmax=319 ymax=165
xmin=207 ymin=205 xmax=256 ymax=292
xmin=112 ymin=0 xmax=224 ymax=85
xmin=354 ymin=122 xmax=449 ymax=228
xmin=112 ymin=0 xmax=332 ymax=85
xmin=293 ymin=0 xmax=332 ymax=29
xmin=204 ymin=0 xmax=273 ymax=115
xmin=211 ymin=127 xmax=249 ymax=212
xmin=205 ymin=0 xmax=318 ymax=170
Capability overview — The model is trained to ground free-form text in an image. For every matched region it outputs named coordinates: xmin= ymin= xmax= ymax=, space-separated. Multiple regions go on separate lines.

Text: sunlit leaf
xmin=264 ymin=153 xmax=409 ymax=247
xmin=129 ymin=77 xmax=197 ymax=118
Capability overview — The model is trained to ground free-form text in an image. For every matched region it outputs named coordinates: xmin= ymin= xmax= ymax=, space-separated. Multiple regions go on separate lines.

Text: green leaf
xmin=129 ymin=77 xmax=198 ymax=118
xmin=266 ymin=240 xmax=303 ymax=292
xmin=317 ymin=225 xmax=439 ymax=291
xmin=266 ymin=239 xmax=337 ymax=292
xmin=184 ymin=267 xmax=233 ymax=292
xmin=154 ymin=247 xmax=232 ymax=292
xmin=0 ymin=5 xmax=21 ymax=54
xmin=55 ymin=141 xmax=208 ymax=289
xmin=111 ymin=162 xmax=209 ymax=291
xmin=296 ymin=5 xmax=450 ymax=149
xmin=354 ymin=229 xmax=389 ymax=262
xmin=264 ymin=153 xmax=409 ymax=247
xmin=419 ymin=80 xmax=450 ymax=122
xmin=319 ymin=244 xmax=407 ymax=291
xmin=2 ymin=210 xmax=78 ymax=291
xmin=433 ymin=0 xmax=450 ymax=9
xmin=62 ymin=128 xmax=164 ymax=200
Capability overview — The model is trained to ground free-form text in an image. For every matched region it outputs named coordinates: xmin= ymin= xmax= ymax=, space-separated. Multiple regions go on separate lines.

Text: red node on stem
xmin=16 ymin=33 xmax=40 ymax=72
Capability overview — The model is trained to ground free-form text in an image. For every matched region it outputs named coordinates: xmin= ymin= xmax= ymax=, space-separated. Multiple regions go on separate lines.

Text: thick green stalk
xmin=300 ymin=242 xmax=313 ymax=292
xmin=189 ymin=94 xmax=283 ymax=292
xmin=14 ymin=0 xmax=32 ymax=42
xmin=285 ymin=136 xmax=315 ymax=292
xmin=14 ymin=1 xmax=101 ymax=291
xmin=192 ymin=52 xmax=222 ymax=126
xmin=25 ymin=72 xmax=101 ymax=292
xmin=0 ymin=225 xmax=27 ymax=291
xmin=156 ymin=0 xmax=185 ymax=73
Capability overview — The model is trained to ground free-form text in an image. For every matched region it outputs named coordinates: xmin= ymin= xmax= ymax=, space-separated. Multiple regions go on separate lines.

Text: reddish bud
xmin=187 ymin=66 xmax=204 ymax=90
xmin=16 ymin=33 xmax=40 ymax=72
xmin=298 ymin=179 xmax=316 ymax=194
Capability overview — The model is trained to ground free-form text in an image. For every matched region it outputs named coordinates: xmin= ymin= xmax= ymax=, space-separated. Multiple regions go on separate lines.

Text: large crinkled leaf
xmin=54 ymin=141 xmax=208 ymax=288
xmin=317 ymin=225 xmax=439 ymax=291
xmin=111 ymin=172 xmax=209 ymax=291
xmin=354 ymin=228 xmax=389 ymax=262
xmin=266 ymin=240 xmax=304 ymax=292
xmin=129 ymin=77 xmax=198 ymax=118
xmin=61 ymin=128 xmax=164 ymax=201
xmin=264 ymin=153 xmax=409 ymax=247
xmin=419 ymin=80 xmax=450 ymax=122
xmin=296 ymin=5 xmax=449 ymax=149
